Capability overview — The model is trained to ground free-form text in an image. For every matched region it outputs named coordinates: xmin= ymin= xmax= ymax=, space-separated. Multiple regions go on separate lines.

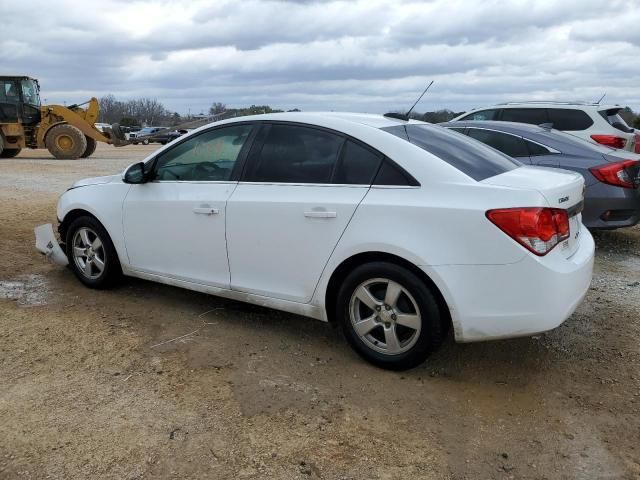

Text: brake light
xmin=635 ymin=134 xmax=640 ymax=154
xmin=486 ymin=207 xmax=570 ymax=256
xmin=589 ymin=159 xmax=639 ymax=189
xmin=591 ymin=134 xmax=627 ymax=149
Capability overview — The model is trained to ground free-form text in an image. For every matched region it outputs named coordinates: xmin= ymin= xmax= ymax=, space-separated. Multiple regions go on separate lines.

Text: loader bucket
xmin=102 ymin=123 xmax=129 ymax=147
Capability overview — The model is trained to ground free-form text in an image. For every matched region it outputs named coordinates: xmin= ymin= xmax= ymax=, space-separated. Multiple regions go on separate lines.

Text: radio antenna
xmin=406 ymin=80 xmax=434 ymax=118
xmin=595 ymin=92 xmax=606 ymax=104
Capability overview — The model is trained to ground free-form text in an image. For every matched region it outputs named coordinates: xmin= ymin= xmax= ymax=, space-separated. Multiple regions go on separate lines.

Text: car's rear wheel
xmin=337 ymin=262 xmax=443 ymax=370
xmin=65 ymin=216 xmax=121 ymax=289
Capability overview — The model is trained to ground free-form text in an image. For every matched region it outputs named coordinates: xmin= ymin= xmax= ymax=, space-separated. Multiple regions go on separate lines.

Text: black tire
xmin=142 ymin=139 xmax=150 ymax=145
xmin=81 ymin=136 xmax=97 ymax=158
xmin=132 ymin=141 xmax=138 ymax=145
xmin=65 ymin=216 xmax=122 ymax=289
xmin=45 ymin=124 xmax=87 ymax=159
xmin=336 ymin=262 xmax=444 ymax=370
xmin=0 ymin=134 xmax=4 ymax=156
xmin=0 ymin=147 xmax=21 ymax=158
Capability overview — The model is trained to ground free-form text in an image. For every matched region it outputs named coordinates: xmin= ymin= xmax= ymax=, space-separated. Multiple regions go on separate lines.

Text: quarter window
xmin=524 ymin=140 xmax=551 ymax=156
xmin=547 ymin=109 xmax=593 ymax=131
xmin=334 ymin=140 xmax=383 ymax=184
xmin=245 ymin=125 xmax=343 ymax=183
xmin=153 ymin=124 xmax=253 ymax=181
xmin=467 ymin=129 xmax=529 ymax=158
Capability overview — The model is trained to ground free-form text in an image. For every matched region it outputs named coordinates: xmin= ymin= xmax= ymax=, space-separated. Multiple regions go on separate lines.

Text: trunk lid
xmin=483 ymin=167 xmax=585 ymax=258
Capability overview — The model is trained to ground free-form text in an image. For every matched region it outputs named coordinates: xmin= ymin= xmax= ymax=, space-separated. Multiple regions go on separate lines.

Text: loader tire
xmin=81 ymin=136 xmax=97 ymax=158
xmin=45 ymin=124 xmax=87 ymax=160
xmin=0 ymin=147 xmax=22 ymax=158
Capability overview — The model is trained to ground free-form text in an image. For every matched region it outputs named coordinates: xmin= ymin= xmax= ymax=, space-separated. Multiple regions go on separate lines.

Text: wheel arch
xmin=323 ymin=251 xmax=452 ymax=336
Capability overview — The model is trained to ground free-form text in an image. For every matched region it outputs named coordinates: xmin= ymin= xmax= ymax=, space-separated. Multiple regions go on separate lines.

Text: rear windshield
xmin=599 ymin=109 xmax=634 ymax=133
xmin=383 ymin=124 xmax=521 ymax=181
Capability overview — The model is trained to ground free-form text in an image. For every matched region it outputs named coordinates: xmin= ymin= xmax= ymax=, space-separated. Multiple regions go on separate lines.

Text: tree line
xmin=98 ymin=95 xmax=640 ymax=129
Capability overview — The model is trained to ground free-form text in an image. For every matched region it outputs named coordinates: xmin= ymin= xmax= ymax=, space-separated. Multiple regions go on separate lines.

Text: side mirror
xmin=123 ymin=162 xmax=146 ymax=184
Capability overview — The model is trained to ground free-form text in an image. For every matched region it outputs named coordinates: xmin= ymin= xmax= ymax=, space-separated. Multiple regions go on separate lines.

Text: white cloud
xmin=1 ymin=0 xmax=639 ymax=113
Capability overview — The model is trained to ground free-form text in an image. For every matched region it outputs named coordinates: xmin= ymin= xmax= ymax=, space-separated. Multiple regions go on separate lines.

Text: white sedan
xmin=36 ymin=112 xmax=595 ymax=369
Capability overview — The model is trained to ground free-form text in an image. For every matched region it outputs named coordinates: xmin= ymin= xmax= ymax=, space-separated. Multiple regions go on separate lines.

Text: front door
xmin=122 ymin=124 xmax=254 ymax=287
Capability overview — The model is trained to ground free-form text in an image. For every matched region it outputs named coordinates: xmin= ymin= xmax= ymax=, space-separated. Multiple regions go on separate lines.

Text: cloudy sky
xmin=2 ymin=0 xmax=640 ymax=115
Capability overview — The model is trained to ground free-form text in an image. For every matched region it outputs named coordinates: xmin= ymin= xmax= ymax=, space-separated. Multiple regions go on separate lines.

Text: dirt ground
xmin=0 ymin=143 xmax=639 ymax=480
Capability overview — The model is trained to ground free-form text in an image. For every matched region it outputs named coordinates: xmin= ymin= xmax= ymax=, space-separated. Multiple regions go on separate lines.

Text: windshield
xmin=382 ymin=124 xmax=521 ymax=181
xmin=20 ymin=79 xmax=40 ymax=106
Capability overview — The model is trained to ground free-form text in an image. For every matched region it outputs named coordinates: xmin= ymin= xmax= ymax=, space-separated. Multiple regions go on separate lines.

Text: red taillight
xmin=634 ymin=134 xmax=640 ymax=154
xmin=591 ymin=134 xmax=627 ymax=149
xmin=589 ymin=159 xmax=639 ymax=189
xmin=486 ymin=207 xmax=570 ymax=256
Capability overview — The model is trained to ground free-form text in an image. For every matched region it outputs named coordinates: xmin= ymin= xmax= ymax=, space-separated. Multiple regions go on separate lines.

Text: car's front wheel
xmin=65 ymin=216 xmax=121 ymax=288
xmin=337 ymin=262 xmax=444 ymax=370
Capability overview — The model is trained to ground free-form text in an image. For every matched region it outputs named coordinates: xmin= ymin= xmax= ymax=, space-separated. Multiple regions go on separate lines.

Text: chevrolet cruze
xmin=36 ymin=112 xmax=595 ymax=370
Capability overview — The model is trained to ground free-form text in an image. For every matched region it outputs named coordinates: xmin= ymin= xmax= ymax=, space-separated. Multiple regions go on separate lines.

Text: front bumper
xmin=34 ymin=224 xmax=69 ymax=266
xmin=423 ymin=229 xmax=595 ymax=342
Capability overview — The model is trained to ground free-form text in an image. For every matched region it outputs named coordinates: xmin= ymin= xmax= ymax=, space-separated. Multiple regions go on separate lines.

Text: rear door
xmin=226 ymin=123 xmax=382 ymax=303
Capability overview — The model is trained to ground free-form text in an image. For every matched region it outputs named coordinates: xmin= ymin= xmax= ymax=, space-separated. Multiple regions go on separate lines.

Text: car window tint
xmin=599 ymin=109 xmax=634 ymax=133
xmin=154 ymin=125 xmax=253 ymax=181
xmin=246 ymin=125 xmax=343 ymax=183
xmin=461 ymin=109 xmax=499 ymax=121
xmin=447 ymin=127 xmax=466 ymax=133
xmin=382 ymin=124 xmax=520 ymax=182
xmin=501 ymin=108 xmax=548 ymax=125
xmin=467 ymin=128 xmax=529 ymax=158
xmin=525 ymin=139 xmax=551 ymax=156
xmin=373 ymin=159 xmax=418 ymax=186
xmin=547 ymin=109 xmax=593 ymax=131
xmin=333 ymin=140 xmax=382 ymax=184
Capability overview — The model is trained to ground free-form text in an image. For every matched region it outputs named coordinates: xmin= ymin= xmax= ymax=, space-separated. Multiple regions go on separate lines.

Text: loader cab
xmin=0 ymin=76 xmax=41 ymax=125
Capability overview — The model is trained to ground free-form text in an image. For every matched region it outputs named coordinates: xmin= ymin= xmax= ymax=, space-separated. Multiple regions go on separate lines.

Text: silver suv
xmin=452 ymin=102 xmax=640 ymax=153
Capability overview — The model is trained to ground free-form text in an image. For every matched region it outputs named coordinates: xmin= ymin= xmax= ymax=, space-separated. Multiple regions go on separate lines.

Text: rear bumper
xmin=423 ymin=229 xmax=595 ymax=342
xmin=583 ymin=183 xmax=640 ymax=229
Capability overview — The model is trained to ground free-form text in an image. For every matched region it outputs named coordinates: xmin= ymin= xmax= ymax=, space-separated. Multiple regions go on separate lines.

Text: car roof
xmin=462 ymin=103 xmax=621 ymax=112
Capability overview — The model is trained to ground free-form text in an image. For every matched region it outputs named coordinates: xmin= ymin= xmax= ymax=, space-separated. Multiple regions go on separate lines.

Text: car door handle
xmin=304 ymin=211 xmax=337 ymax=218
xmin=193 ymin=207 xmax=219 ymax=215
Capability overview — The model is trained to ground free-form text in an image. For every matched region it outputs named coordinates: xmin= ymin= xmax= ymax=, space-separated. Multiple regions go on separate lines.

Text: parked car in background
xmin=440 ymin=121 xmax=640 ymax=230
xmin=149 ymin=128 xmax=191 ymax=145
xmin=451 ymin=102 xmax=640 ymax=153
xmin=130 ymin=127 xmax=163 ymax=145
xmin=36 ymin=112 xmax=594 ymax=370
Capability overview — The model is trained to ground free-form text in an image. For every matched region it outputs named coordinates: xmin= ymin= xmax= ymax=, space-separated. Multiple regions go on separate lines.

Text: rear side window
xmin=447 ymin=127 xmax=466 ymax=134
xmin=466 ymin=128 xmax=529 ymax=158
xmin=244 ymin=124 xmax=343 ymax=183
xmin=334 ymin=140 xmax=383 ymax=184
xmin=547 ymin=109 xmax=593 ymax=131
xmin=383 ymin=124 xmax=520 ymax=181
xmin=460 ymin=109 xmax=500 ymax=121
xmin=501 ymin=108 xmax=548 ymax=125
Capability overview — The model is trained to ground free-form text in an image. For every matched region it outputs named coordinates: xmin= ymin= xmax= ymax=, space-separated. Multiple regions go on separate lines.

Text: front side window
xmin=153 ymin=124 xmax=253 ymax=181
xmin=1 ymin=80 xmax=19 ymax=103
xmin=467 ymin=128 xmax=529 ymax=158
xmin=383 ymin=124 xmax=520 ymax=181
xmin=245 ymin=124 xmax=343 ymax=183
xmin=501 ymin=108 xmax=548 ymax=125
xmin=460 ymin=109 xmax=499 ymax=121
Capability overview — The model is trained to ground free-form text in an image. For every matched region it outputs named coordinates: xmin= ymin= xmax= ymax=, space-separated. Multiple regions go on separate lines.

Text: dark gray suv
xmin=439 ymin=121 xmax=640 ymax=230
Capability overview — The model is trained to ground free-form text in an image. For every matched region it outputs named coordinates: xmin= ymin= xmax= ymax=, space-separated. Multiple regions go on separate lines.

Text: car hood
xmin=70 ymin=174 xmax=122 ymax=189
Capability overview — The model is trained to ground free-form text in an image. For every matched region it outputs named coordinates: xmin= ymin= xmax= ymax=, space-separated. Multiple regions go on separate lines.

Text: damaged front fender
xmin=34 ymin=224 xmax=69 ymax=266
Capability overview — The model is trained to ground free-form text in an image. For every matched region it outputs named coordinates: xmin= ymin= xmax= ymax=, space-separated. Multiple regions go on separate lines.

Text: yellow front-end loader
xmin=0 ymin=76 xmax=126 ymax=159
